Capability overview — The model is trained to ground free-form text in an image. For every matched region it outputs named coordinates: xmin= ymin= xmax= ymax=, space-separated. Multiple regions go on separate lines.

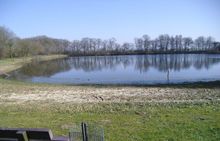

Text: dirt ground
xmin=0 ymin=80 xmax=219 ymax=104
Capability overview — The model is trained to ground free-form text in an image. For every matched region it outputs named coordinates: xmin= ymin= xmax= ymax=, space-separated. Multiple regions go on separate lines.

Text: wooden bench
xmin=0 ymin=128 xmax=69 ymax=141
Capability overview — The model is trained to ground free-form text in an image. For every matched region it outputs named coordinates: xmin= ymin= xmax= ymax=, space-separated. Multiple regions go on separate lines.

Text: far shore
xmin=68 ymin=50 xmax=220 ymax=57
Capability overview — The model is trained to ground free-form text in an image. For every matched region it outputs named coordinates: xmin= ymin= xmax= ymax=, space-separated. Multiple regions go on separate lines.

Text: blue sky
xmin=0 ymin=0 xmax=220 ymax=42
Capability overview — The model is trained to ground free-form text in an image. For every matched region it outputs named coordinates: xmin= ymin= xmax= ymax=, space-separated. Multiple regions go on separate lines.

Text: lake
xmin=7 ymin=54 xmax=220 ymax=85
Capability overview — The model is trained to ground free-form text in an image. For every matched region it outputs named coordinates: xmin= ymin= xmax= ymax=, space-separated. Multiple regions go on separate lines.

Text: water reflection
xmin=68 ymin=56 xmax=135 ymax=72
xmin=10 ymin=59 xmax=71 ymax=79
xmin=8 ymin=54 xmax=220 ymax=84
xmin=68 ymin=54 xmax=220 ymax=72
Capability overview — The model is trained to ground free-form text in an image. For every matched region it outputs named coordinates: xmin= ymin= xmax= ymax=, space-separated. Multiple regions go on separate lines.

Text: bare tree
xmin=135 ymin=38 xmax=144 ymax=51
xmin=206 ymin=36 xmax=215 ymax=50
xmin=170 ymin=36 xmax=175 ymax=52
xmin=0 ymin=26 xmax=16 ymax=58
xmin=195 ymin=36 xmax=205 ymax=51
xmin=158 ymin=34 xmax=170 ymax=51
xmin=183 ymin=37 xmax=193 ymax=51
xmin=142 ymin=35 xmax=150 ymax=52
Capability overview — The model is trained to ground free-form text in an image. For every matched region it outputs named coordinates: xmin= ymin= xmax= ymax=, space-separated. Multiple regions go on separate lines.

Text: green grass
xmin=0 ymin=102 xmax=219 ymax=141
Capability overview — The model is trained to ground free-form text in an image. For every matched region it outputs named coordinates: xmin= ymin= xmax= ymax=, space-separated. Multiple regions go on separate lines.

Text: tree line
xmin=0 ymin=26 xmax=70 ymax=59
xmin=1 ymin=26 xmax=220 ymax=59
xmin=68 ymin=35 xmax=220 ymax=55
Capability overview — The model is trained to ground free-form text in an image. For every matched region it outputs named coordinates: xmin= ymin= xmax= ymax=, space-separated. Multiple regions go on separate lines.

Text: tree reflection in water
xmin=68 ymin=54 xmax=220 ymax=72
xmin=9 ymin=58 xmax=71 ymax=80
xmin=8 ymin=54 xmax=220 ymax=84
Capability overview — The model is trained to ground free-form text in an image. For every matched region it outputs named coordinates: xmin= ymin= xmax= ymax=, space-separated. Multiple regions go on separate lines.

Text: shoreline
xmin=63 ymin=80 xmax=220 ymax=88
xmin=69 ymin=51 xmax=220 ymax=57
xmin=1 ymin=78 xmax=219 ymax=104
xmin=4 ymin=78 xmax=220 ymax=88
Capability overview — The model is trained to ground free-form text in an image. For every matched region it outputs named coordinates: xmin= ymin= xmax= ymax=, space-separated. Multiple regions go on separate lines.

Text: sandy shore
xmin=0 ymin=80 xmax=219 ymax=104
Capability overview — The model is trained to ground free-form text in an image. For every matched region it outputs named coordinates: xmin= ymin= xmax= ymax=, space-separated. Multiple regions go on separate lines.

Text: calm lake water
xmin=8 ymin=54 xmax=220 ymax=85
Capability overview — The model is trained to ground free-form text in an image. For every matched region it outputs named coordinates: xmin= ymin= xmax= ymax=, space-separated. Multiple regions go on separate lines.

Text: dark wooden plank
xmin=0 ymin=139 xmax=18 ymax=141
xmin=0 ymin=128 xmax=53 ymax=140
xmin=16 ymin=131 xmax=28 ymax=141
xmin=0 ymin=128 xmax=69 ymax=141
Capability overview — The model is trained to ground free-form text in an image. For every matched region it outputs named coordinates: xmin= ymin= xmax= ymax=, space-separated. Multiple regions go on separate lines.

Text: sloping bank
xmin=0 ymin=79 xmax=219 ymax=141
xmin=0 ymin=80 xmax=219 ymax=141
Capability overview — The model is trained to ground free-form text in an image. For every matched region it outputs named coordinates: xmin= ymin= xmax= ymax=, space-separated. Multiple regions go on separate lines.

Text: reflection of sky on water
xmin=8 ymin=54 xmax=220 ymax=85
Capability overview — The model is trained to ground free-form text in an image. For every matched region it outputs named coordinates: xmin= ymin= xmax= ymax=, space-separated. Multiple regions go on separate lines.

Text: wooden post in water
xmin=167 ymin=69 xmax=170 ymax=83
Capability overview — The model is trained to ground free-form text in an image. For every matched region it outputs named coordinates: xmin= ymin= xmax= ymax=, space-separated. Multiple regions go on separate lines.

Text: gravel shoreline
xmin=1 ymin=80 xmax=219 ymax=104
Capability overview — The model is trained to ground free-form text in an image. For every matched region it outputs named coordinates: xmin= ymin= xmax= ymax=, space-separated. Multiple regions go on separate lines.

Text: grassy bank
xmin=0 ymin=54 xmax=67 ymax=74
xmin=0 ymin=78 xmax=219 ymax=140
xmin=0 ymin=102 xmax=219 ymax=141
